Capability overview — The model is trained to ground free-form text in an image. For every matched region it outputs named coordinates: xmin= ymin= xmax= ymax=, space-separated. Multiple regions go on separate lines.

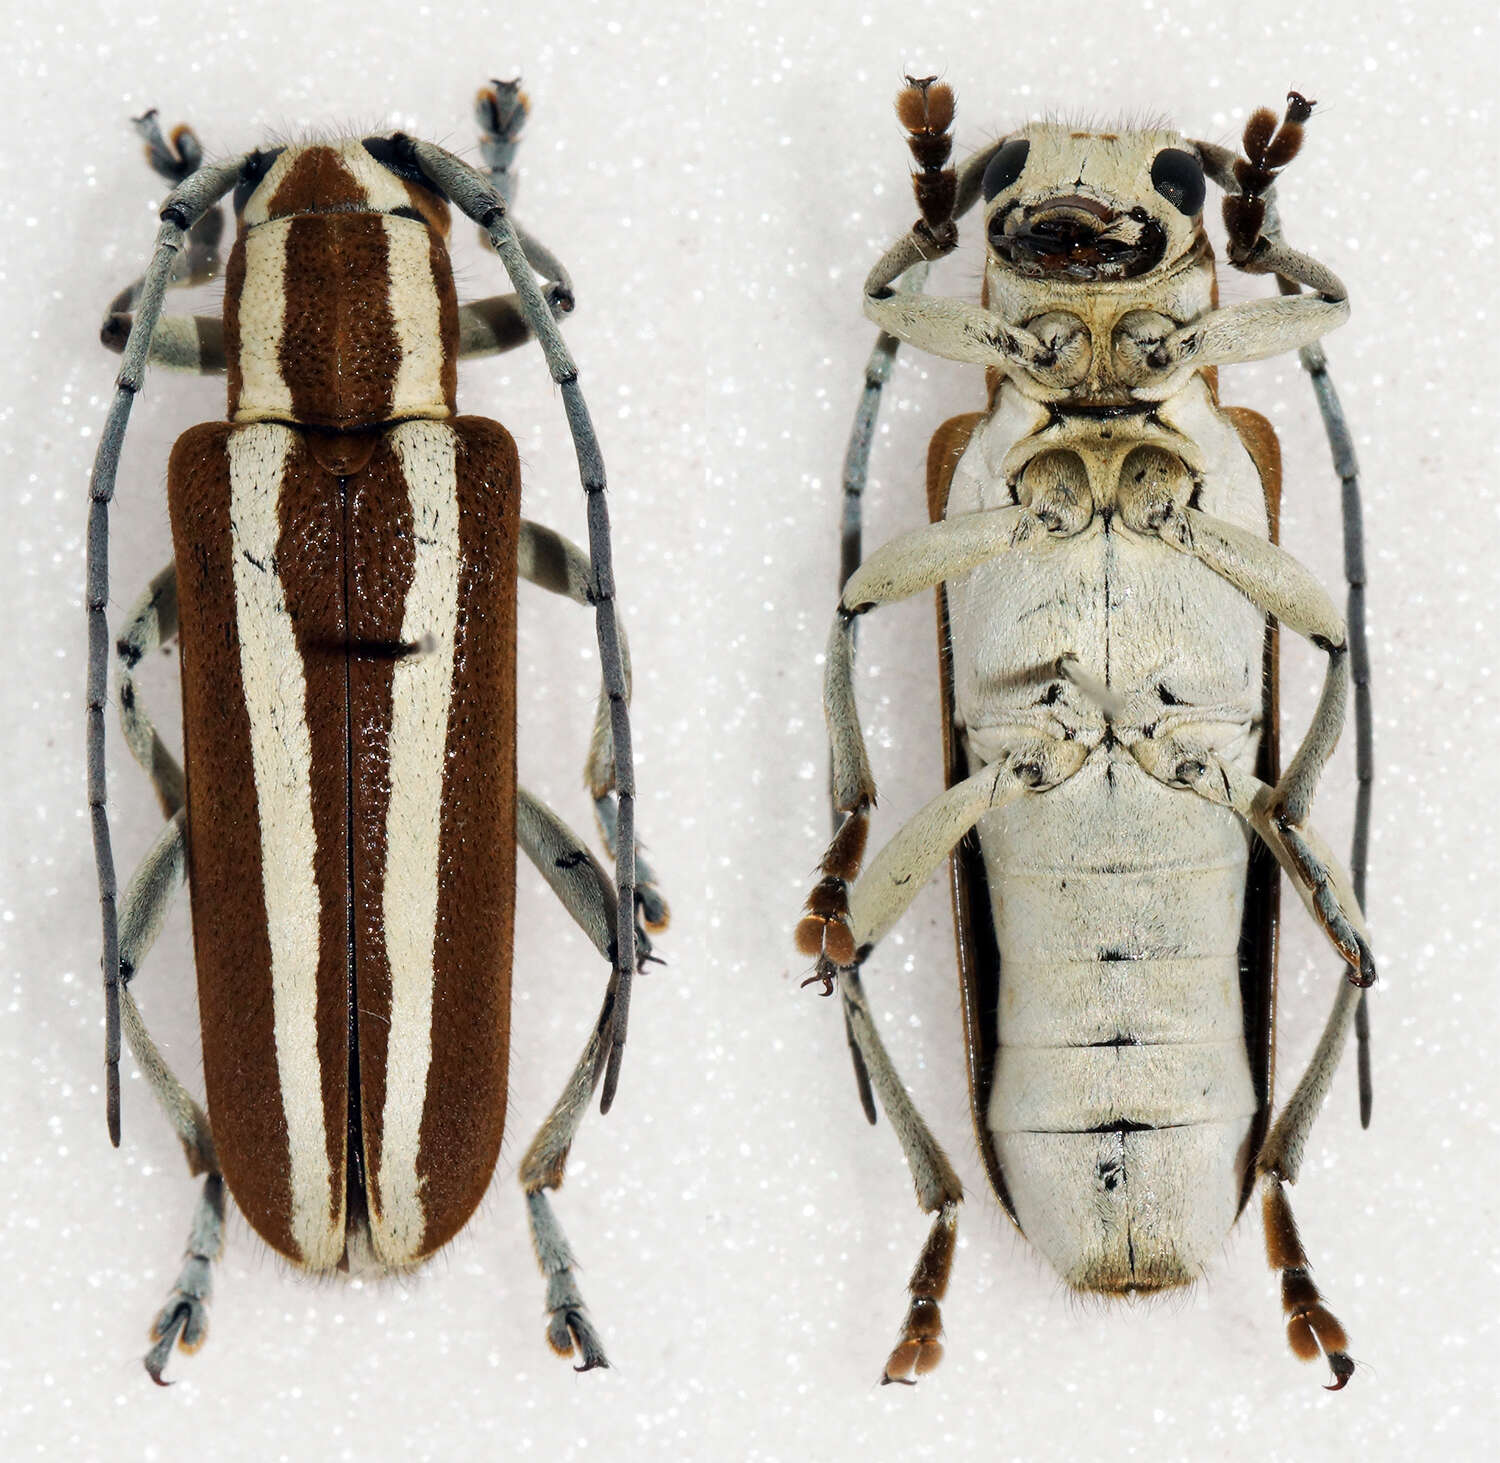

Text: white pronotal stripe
xmin=382 ymin=215 xmax=447 ymax=416
xmin=235 ymin=221 xmax=295 ymax=419
xmin=238 ymin=147 xmax=300 ymax=227
xmin=227 ymin=424 xmax=337 ymax=1266
xmin=376 ymin=421 xmax=461 ymax=1260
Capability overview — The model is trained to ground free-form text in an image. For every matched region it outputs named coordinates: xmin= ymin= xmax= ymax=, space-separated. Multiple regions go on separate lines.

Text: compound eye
xmin=981 ymin=138 xmax=1031 ymax=202
xmin=1150 ymin=148 xmax=1205 ymax=216
xmin=233 ymin=147 xmax=284 ymax=213
xmin=361 ymin=134 xmax=429 ymax=185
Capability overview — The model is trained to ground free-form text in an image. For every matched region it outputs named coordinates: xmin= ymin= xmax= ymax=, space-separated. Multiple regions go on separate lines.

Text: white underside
xmin=945 ymin=386 xmax=1268 ymax=1290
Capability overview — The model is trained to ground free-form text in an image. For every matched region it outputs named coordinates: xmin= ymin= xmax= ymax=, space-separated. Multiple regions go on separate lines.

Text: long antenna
xmin=88 ymin=157 xmax=247 ymax=1143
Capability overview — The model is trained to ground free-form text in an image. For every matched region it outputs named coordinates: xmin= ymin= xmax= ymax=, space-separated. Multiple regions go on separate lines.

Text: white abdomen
xmin=944 ymin=390 xmax=1269 ymax=1292
xmin=980 ymin=750 xmax=1256 ymax=1291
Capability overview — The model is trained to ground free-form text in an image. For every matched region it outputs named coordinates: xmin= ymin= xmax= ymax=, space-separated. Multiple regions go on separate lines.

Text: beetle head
xmin=981 ymin=126 xmax=1207 ymax=285
xmin=233 ymin=136 xmax=452 ymax=236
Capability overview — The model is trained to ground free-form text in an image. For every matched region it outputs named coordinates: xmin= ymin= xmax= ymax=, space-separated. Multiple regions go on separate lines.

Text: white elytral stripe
xmin=382 ymin=215 xmax=448 ymax=416
xmin=228 ymin=424 xmax=338 ymax=1266
xmin=234 ymin=222 xmax=295 ymax=419
xmin=375 ymin=421 xmax=461 ymax=1260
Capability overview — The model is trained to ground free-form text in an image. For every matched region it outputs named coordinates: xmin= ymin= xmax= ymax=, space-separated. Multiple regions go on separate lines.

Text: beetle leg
xmin=1129 ymin=735 xmax=1374 ymax=988
xmin=796 ymin=612 xmax=876 ymax=967
xmin=841 ymin=507 xmax=1037 ymax=611
xmin=115 ymin=813 xmax=214 ymax=1168
xmin=474 ymin=77 xmax=528 ymax=210
xmin=453 ymin=83 xmax=580 ymax=362
xmin=116 ymin=564 xmax=184 ymax=819
xmin=591 ymin=793 xmax=667 ymax=935
xmin=830 ymin=735 xmax=1082 ymax=1381
xmin=100 ymin=112 xmax=229 ymax=373
xmin=101 ymin=311 xmax=228 ymax=373
xmin=826 ymin=279 xmax=934 ymax=1038
xmin=840 ymin=970 xmax=963 ymax=1384
xmin=1124 ymin=721 xmax=1363 ymax=1384
xmin=847 ymin=738 xmax=1087 ymax=952
xmin=143 ymin=1174 xmax=226 ymax=1386
xmin=518 ymin=999 xmax=616 ymax=1371
xmin=864 ymin=265 xmax=1091 ymax=389
xmin=1259 ymin=958 xmax=1363 ymax=1388
xmin=1121 ymin=213 xmax=1348 ymax=378
xmin=1255 ymin=973 xmax=1363 ymax=1389
xmin=455 ymin=295 xmax=540 ymax=360
xmin=110 ymin=568 xmax=225 ymax=1379
xmin=863 ymin=80 xmax=1089 ymax=390
xmin=113 ymin=811 xmax=227 ymax=1383
xmin=517 ymin=519 xmax=668 ymax=936
xmin=1254 ymin=808 xmax=1374 ymax=985
xmin=798 ymin=508 xmax=1036 ymax=963
xmin=1221 ymin=93 xmax=1316 ymax=267
xmin=1120 ymin=243 xmax=1347 ymax=384
xmin=1261 ymin=978 xmax=1362 ymax=1188
xmin=1116 ymin=98 xmax=1351 ymax=387
xmin=1149 ymin=504 xmax=1351 ymax=833
xmin=515 ymin=785 xmax=640 ymax=1368
xmin=113 ymin=567 xmax=218 ymax=1167
xmin=895 ymin=76 xmax=959 ymax=253
xmin=518 ymin=786 xmax=654 ymax=969
xmin=1259 ymin=1172 xmax=1357 ymax=1391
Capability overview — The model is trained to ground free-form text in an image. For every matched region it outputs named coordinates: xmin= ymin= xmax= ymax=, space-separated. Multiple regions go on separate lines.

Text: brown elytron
xmin=169 ymin=143 xmax=519 ymax=1269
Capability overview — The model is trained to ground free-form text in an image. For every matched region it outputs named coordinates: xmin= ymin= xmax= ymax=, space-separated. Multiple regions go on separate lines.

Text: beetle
xmin=86 ymin=80 xmax=667 ymax=1382
xmin=797 ymin=80 xmax=1373 ymax=1387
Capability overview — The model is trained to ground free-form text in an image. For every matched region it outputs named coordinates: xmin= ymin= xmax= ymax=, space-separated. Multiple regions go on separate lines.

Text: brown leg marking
xmin=882 ymin=1200 xmax=960 ymax=1385
xmin=895 ymin=77 xmax=958 ymax=253
xmin=1224 ymin=91 xmax=1315 ymax=263
xmin=1261 ymin=1175 xmax=1355 ymax=1390
xmin=795 ymin=805 xmax=870 ymax=982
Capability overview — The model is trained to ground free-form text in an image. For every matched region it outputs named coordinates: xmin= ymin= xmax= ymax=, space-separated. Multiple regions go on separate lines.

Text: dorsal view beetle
xmin=798 ymin=81 xmax=1372 ymax=1387
xmin=87 ymin=81 xmax=667 ymax=1382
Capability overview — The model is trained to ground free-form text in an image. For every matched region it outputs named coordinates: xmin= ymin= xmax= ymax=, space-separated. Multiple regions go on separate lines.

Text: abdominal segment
xmin=981 ymin=753 xmax=1258 ymax=1292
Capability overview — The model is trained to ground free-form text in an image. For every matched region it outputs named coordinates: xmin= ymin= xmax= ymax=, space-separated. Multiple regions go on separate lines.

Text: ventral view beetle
xmin=797 ymin=80 xmax=1372 ymax=1387
xmin=87 ymin=80 xmax=667 ymax=1382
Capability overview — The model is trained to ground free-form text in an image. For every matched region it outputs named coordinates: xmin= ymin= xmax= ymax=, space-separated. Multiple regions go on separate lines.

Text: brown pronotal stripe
xmin=266 ymin=145 xmax=368 ymax=220
xmin=222 ymin=241 xmax=246 ymax=415
xmin=427 ymin=225 xmax=461 ymax=414
xmin=280 ymin=213 xmax=401 ymax=428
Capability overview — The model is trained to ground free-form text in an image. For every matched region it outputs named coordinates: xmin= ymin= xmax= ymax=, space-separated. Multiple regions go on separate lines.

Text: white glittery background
xmin=3 ymin=1 xmax=1495 ymax=1458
